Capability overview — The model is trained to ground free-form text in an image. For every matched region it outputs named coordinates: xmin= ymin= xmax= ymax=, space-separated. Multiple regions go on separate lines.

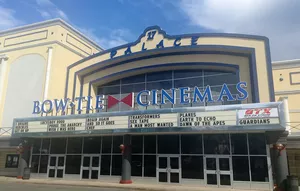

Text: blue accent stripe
xmin=85 ymin=62 xmax=243 ymax=113
xmin=64 ymin=25 xmax=274 ymax=105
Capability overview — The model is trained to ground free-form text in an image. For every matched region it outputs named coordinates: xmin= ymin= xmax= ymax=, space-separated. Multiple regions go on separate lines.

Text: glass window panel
xmin=101 ymin=86 xmax=120 ymax=95
xmin=30 ymin=155 xmax=39 ymax=173
xmin=144 ymin=135 xmax=156 ymax=154
xmin=41 ymin=138 xmax=50 ymax=154
xmin=121 ymin=83 xmax=145 ymax=94
xmin=65 ymin=155 xmax=81 ymax=174
xmin=102 ymin=136 xmax=112 ymax=154
xmin=231 ymin=134 xmax=248 ymax=155
xmin=181 ymin=156 xmax=204 ymax=179
xmin=204 ymin=134 xmax=230 ymax=154
xmin=174 ymin=70 xmax=203 ymax=78
xmin=146 ymin=80 xmax=172 ymax=91
xmin=144 ymin=155 xmax=156 ymax=177
xmin=50 ymin=138 xmax=66 ymax=154
xmin=233 ymin=156 xmax=250 ymax=181
xmin=111 ymin=155 xmax=122 ymax=175
xmin=122 ymin=74 xmax=145 ymax=84
xmin=100 ymin=155 xmax=111 ymax=175
xmin=67 ymin=137 xmax=82 ymax=154
xmin=147 ymin=71 xmax=172 ymax=82
xmin=32 ymin=139 xmax=41 ymax=154
xmin=112 ymin=136 xmax=123 ymax=153
xmin=131 ymin=136 xmax=143 ymax=153
xmin=132 ymin=155 xmax=142 ymax=176
xmin=248 ymin=134 xmax=266 ymax=155
xmin=158 ymin=135 xmax=179 ymax=154
xmin=204 ymin=73 xmax=238 ymax=86
xmin=174 ymin=77 xmax=203 ymax=89
xmin=250 ymin=156 xmax=268 ymax=182
xmin=83 ymin=137 xmax=101 ymax=154
xmin=181 ymin=135 xmax=203 ymax=154
xmin=102 ymin=79 xmax=120 ymax=86
xmin=39 ymin=155 xmax=48 ymax=173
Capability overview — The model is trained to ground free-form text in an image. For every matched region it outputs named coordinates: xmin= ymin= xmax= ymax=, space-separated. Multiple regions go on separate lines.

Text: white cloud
xmin=0 ymin=6 xmax=23 ymax=30
xmin=178 ymin=0 xmax=300 ymax=61
xmin=78 ymin=27 xmax=130 ymax=49
xmin=35 ymin=0 xmax=69 ymax=21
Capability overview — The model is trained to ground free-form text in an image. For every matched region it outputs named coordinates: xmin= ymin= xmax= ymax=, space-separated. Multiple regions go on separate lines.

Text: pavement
xmin=0 ymin=176 xmax=257 ymax=191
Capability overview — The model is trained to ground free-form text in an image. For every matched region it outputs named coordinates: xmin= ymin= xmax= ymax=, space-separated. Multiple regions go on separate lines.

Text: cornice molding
xmin=272 ymin=59 xmax=300 ymax=70
xmin=0 ymin=18 xmax=103 ymax=52
xmin=275 ymin=89 xmax=300 ymax=95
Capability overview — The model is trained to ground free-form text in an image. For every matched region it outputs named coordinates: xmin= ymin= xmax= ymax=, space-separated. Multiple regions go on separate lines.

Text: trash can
xmin=287 ymin=175 xmax=298 ymax=191
xmin=22 ymin=167 xmax=31 ymax=180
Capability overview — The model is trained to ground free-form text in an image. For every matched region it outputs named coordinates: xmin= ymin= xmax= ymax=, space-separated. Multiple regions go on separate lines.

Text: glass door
xmin=157 ymin=155 xmax=180 ymax=183
xmin=81 ymin=155 xmax=100 ymax=179
xmin=48 ymin=155 xmax=65 ymax=178
xmin=205 ymin=156 xmax=232 ymax=187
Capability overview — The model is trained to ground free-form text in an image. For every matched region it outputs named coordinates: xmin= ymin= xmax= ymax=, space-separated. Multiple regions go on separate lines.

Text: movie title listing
xmin=86 ymin=116 xmax=128 ymax=130
xmin=129 ymin=114 xmax=177 ymax=128
xmin=179 ymin=111 xmax=237 ymax=127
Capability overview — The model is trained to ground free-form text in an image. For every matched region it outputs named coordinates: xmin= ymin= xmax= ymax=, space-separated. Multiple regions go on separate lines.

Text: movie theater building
xmin=0 ymin=19 xmax=295 ymax=190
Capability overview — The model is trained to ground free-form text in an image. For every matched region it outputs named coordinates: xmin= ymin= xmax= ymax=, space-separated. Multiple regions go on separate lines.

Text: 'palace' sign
xmin=32 ymin=82 xmax=248 ymax=114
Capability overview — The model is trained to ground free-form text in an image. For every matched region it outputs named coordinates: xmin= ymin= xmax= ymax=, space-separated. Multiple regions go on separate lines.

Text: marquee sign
xmin=32 ymin=82 xmax=248 ymax=114
xmin=14 ymin=107 xmax=280 ymax=135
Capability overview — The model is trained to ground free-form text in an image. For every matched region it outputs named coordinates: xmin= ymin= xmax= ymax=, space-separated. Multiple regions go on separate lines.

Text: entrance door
xmin=157 ymin=155 xmax=180 ymax=183
xmin=205 ymin=156 xmax=232 ymax=187
xmin=48 ymin=155 xmax=65 ymax=178
xmin=81 ymin=155 xmax=100 ymax=179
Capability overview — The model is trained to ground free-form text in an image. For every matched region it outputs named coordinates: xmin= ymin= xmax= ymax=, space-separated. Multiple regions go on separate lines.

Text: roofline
xmin=272 ymin=59 xmax=300 ymax=69
xmin=272 ymin=59 xmax=300 ymax=65
xmin=0 ymin=18 xmax=103 ymax=51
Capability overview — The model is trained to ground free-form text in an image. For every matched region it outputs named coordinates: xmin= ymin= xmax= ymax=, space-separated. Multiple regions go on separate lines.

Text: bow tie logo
xmin=107 ymin=93 xmax=134 ymax=109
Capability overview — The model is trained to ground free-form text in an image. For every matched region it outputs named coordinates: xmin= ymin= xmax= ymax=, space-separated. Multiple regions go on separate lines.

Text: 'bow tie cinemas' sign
xmin=32 ymin=82 xmax=248 ymax=114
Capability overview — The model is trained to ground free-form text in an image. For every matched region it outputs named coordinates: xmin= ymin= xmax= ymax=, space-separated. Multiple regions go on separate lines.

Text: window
xmin=5 ymin=154 xmax=19 ymax=168
xmin=231 ymin=134 xmax=248 ymax=155
xmin=67 ymin=137 xmax=82 ymax=154
xmin=204 ymin=134 xmax=230 ymax=154
xmin=83 ymin=137 xmax=101 ymax=154
xmin=158 ymin=135 xmax=179 ymax=154
xmin=181 ymin=156 xmax=204 ymax=179
xmin=132 ymin=155 xmax=142 ymax=176
xmin=248 ymin=134 xmax=266 ymax=155
xmin=50 ymin=138 xmax=66 ymax=154
xmin=144 ymin=155 xmax=156 ymax=177
xmin=250 ymin=156 xmax=268 ymax=182
xmin=66 ymin=155 xmax=81 ymax=174
xmin=232 ymin=156 xmax=250 ymax=181
xmin=131 ymin=136 xmax=143 ymax=153
xmin=181 ymin=135 xmax=203 ymax=154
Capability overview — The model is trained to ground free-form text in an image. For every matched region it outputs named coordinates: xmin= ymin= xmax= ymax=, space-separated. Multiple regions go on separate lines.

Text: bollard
xmin=287 ymin=175 xmax=298 ymax=191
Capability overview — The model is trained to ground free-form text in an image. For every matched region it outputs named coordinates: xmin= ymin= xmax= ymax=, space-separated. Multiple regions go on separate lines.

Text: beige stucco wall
xmin=0 ymin=20 xmax=101 ymax=128
xmin=65 ymin=29 xmax=271 ymax=107
xmin=273 ymin=64 xmax=300 ymax=133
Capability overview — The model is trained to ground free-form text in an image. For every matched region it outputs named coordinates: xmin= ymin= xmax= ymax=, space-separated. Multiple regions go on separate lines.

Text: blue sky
xmin=1 ymin=0 xmax=300 ymax=61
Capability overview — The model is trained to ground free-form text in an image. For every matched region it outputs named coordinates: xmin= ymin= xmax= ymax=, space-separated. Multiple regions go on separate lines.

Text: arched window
xmin=97 ymin=70 xmax=241 ymax=112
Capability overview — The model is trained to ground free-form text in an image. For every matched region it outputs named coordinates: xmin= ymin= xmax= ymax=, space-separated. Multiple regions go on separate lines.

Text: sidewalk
xmin=0 ymin=176 xmax=255 ymax=191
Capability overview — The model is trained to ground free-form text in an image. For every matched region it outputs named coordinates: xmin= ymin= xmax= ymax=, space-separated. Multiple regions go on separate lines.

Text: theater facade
xmin=0 ymin=19 xmax=293 ymax=191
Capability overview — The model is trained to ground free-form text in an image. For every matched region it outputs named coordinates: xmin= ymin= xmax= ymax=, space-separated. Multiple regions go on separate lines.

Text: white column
xmin=43 ymin=47 xmax=53 ymax=100
xmin=0 ymin=54 xmax=9 ymax=108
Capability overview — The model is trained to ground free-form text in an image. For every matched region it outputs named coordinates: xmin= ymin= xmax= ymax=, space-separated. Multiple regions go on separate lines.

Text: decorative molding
xmin=289 ymin=109 xmax=300 ymax=113
xmin=0 ymin=18 xmax=102 ymax=51
xmin=0 ymin=40 xmax=86 ymax=58
xmin=4 ymin=30 xmax=48 ymax=47
xmin=275 ymin=89 xmax=300 ymax=95
xmin=289 ymin=72 xmax=300 ymax=85
xmin=272 ymin=59 xmax=300 ymax=70
xmin=66 ymin=34 xmax=92 ymax=55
